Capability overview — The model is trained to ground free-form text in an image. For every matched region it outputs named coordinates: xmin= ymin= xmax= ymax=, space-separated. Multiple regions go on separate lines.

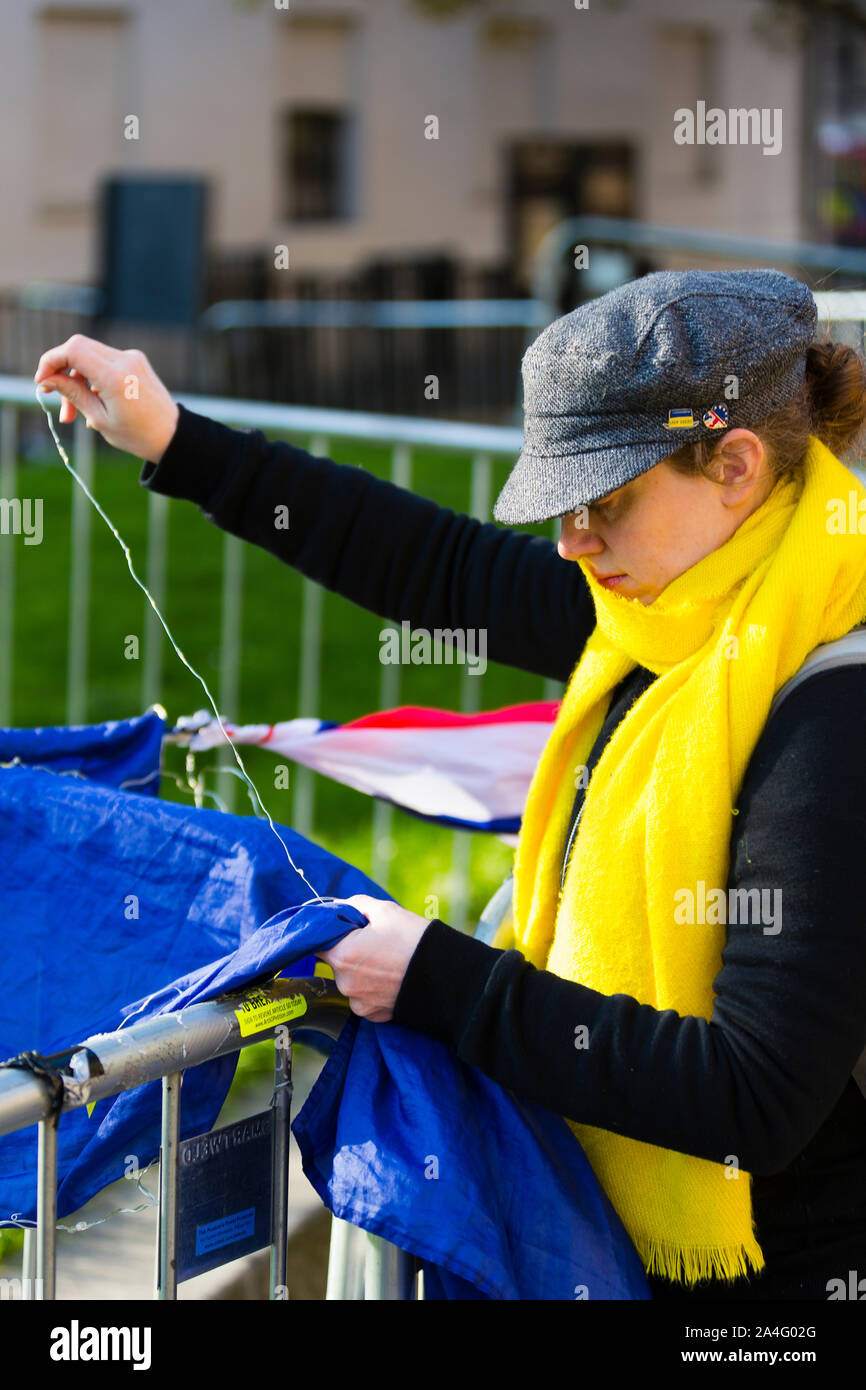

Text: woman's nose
xmin=558 ymin=512 xmax=604 ymax=561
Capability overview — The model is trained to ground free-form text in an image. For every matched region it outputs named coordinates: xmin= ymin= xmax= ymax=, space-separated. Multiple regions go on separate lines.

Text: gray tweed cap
xmin=493 ymin=268 xmax=818 ymax=525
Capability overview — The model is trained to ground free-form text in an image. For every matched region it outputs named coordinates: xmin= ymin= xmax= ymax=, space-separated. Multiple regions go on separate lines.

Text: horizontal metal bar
xmin=813 ymin=292 xmax=866 ymax=323
xmin=533 ymin=216 xmax=866 ymax=293
xmin=16 ymin=282 xmax=101 ymax=314
xmin=0 ymin=977 xmax=349 ymax=1138
xmin=201 ymin=299 xmax=547 ymax=331
xmin=1 ymin=375 xmax=523 ymax=454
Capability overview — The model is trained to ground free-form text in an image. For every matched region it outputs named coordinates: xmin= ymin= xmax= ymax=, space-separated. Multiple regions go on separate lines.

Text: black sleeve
xmin=138 ymin=403 xmax=595 ymax=684
xmin=392 ymin=666 xmax=866 ymax=1176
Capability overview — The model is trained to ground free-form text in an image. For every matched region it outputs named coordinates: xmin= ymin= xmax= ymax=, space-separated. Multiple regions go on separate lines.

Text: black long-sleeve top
xmin=140 ymin=404 xmax=866 ymax=1300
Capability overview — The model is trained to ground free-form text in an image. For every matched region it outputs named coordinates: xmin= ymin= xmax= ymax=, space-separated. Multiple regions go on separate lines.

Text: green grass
xmin=0 ymin=1228 xmax=23 ymax=1262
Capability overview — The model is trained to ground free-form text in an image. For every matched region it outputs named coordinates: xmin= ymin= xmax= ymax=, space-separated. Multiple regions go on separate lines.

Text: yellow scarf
xmin=512 ymin=436 xmax=866 ymax=1286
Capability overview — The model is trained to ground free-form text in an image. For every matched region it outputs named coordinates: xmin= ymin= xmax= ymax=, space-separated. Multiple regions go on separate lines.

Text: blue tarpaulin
xmin=0 ymin=761 xmax=386 ymax=1218
xmin=293 ymin=1010 xmax=651 ymax=1300
xmin=0 ymin=710 xmax=165 ymax=795
xmin=0 ymin=725 xmax=650 ymax=1299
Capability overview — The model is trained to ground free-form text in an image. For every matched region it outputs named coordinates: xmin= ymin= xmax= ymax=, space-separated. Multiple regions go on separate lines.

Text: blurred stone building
xmin=1 ymin=0 xmax=818 ymax=290
xmin=1 ymin=0 xmax=863 ymax=410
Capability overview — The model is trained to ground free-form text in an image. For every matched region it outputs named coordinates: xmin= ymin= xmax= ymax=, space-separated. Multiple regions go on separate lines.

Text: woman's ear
xmin=709 ymin=430 xmax=768 ymax=508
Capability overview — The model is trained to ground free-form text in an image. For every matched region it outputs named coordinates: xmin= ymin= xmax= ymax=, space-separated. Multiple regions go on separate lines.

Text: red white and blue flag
xmin=180 ymin=701 xmax=561 ymax=842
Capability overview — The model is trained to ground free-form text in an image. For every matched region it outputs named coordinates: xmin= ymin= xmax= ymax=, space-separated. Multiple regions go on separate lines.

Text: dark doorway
xmin=506 ymin=139 xmax=637 ymax=309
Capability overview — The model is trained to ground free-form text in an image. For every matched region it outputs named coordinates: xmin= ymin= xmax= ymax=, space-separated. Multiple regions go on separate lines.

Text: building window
xmin=281 ymin=109 xmax=352 ymax=222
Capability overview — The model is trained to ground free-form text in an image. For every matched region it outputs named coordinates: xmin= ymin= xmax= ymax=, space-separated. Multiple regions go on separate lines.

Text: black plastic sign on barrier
xmin=175 ymin=1109 xmax=274 ymax=1283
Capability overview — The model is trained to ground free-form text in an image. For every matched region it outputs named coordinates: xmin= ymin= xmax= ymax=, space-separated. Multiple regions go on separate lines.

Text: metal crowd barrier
xmin=0 ymin=975 xmax=420 ymax=1301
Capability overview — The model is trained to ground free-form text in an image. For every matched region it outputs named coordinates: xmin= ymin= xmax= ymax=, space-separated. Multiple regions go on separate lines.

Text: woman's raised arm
xmin=34 ymin=334 xmax=595 ymax=684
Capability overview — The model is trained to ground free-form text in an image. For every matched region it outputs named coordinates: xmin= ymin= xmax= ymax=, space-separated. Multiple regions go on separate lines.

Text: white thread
xmin=1 ymin=1160 xmax=159 ymax=1234
xmin=34 ymin=387 xmax=326 ymax=907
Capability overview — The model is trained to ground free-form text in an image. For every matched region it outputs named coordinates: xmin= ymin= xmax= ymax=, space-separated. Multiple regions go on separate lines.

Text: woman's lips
xmin=589 ymin=567 xmax=628 ymax=589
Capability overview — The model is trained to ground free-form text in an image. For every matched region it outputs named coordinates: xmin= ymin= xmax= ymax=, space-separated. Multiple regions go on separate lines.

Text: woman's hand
xmin=33 ymin=334 xmax=179 ymax=464
xmin=318 ymin=894 xmax=432 ymax=1023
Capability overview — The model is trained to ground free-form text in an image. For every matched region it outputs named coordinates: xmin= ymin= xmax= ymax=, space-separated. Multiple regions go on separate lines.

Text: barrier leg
xmin=270 ymin=1033 xmax=293 ymax=1298
xmin=326 ymin=1215 xmax=366 ymax=1300
xmin=364 ymin=1232 xmax=415 ymax=1300
xmin=36 ymin=1114 xmax=58 ymax=1300
xmin=22 ymin=1226 xmax=35 ymax=1300
xmin=156 ymin=1071 xmax=181 ymax=1299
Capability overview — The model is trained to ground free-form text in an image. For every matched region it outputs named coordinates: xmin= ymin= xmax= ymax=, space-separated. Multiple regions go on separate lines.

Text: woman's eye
xmin=595 ymin=490 xmax=627 ymax=521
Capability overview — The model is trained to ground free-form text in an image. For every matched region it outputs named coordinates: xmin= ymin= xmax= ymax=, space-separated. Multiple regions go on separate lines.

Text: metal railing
xmin=531 ymin=217 xmax=866 ymax=321
xmin=0 ymin=293 xmax=539 ymax=415
xmin=0 ymin=379 xmax=551 ymax=929
xmin=0 ymin=974 xmax=420 ymax=1300
xmin=200 ymin=298 xmax=546 ymax=331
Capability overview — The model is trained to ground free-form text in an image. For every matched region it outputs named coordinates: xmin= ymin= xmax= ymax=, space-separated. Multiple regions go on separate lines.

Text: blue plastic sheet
xmin=0 ymin=710 xmax=165 ymax=795
xmin=0 ymin=762 xmax=386 ymax=1219
xmin=293 ymin=1012 xmax=650 ymax=1301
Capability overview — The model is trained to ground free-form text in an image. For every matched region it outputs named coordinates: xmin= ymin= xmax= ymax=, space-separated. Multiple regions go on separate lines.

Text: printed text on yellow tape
xmin=234 ymin=990 xmax=308 ymax=1038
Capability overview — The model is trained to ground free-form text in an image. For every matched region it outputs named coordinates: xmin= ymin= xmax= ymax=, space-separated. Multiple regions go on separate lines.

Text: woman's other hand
xmin=33 ymin=334 xmax=179 ymax=464
xmin=318 ymin=893 xmax=432 ymax=1022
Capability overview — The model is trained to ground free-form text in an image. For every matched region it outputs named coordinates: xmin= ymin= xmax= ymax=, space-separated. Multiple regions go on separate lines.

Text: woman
xmin=34 ymin=268 xmax=866 ymax=1301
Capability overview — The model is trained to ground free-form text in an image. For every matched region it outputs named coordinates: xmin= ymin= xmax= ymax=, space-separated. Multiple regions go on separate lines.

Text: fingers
xmin=332 ymin=895 xmax=372 ymax=920
xmin=39 ymin=367 xmax=107 ymax=430
xmin=48 ymin=367 xmax=83 ymax=426
xmin=315 ymin=927 xmax=363 ymax=967
xmin=34 ymin=335 xmax=115 ymax=430
xmin=336 ymin=893 xmax=383 ymax=911
xmin=33 ymin=336 xmax=180 ymax=461
xmin=364 ymin=1008 xmax=393 ymax=1023
xmin=33 ymin=334 xmax=114 ymax=389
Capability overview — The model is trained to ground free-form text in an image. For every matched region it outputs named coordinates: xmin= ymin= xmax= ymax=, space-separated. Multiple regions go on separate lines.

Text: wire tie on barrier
xmin=270 ymin=1078 xmax=295 ymax=1113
